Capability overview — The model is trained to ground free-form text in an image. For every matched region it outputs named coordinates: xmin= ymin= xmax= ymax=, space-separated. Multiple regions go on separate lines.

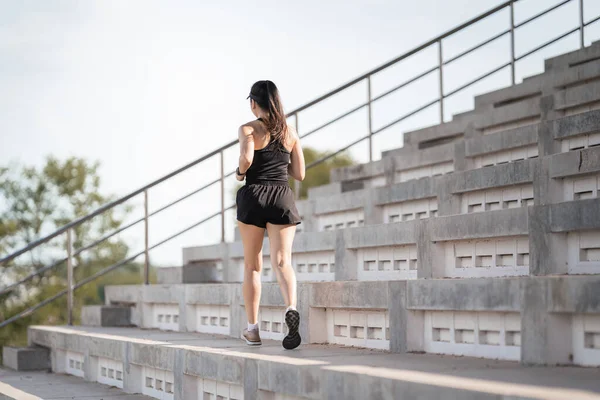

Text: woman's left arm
xmin=236 ymin=125 xmax=254 ymax=181
xmin=288 ymin=127 xmax=305 ymax=181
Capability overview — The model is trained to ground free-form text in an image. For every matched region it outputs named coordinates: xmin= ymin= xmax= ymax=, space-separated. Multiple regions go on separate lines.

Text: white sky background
xmin=2 ymin=0 xmax=600 ymax=266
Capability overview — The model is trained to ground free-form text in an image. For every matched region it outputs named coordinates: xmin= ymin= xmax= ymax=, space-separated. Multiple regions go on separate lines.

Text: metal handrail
xmin=0 ymin=140 xmax=237 ymax=265
xmin=1 ymin=0 xmax=599 ymax=329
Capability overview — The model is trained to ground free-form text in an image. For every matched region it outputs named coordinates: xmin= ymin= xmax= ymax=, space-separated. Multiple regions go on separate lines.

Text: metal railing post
xmin=144 ymin=190 xmax=149 ymax=284
xmin=220 ymin=151 xmax=225 ymax=243
xmin=580 ymin=0 xmax=585 ymax=48
xmin=438 ymin=40 xmax=444 ymax=123
xmin=510 ymin=0 xmax=516 ymax=85
xmin=66 ymin=228 xmax=73 ymax=325
xmin=367 ymin=76 xmax=373 ymax=162
xmin=294 ymin=115 xmax=301 ymax=200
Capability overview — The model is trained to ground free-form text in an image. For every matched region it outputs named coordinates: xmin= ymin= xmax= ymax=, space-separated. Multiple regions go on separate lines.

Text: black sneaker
xmin=283 ymin=309 xmax=301 ymax=350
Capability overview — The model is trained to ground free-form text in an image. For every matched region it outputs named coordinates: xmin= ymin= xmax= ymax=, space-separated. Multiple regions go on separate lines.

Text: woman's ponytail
xmin=248 ymin=80 xmax=288 ymax=144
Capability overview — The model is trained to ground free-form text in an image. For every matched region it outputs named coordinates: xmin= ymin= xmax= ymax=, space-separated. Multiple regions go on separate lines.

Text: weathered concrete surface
xmin=389 ymin=143 xmax=454 ymax=171
xmin=181 ymin=242 xmax=229 ymax=270
xmin=343 ymin=221 xmax=418 ymax=248
xmin=329 ymin=45 xmax=600 ymax=187
xmin=156 ymin=266 xmax=183 ymax=284
xmin=555 ymin=78 xmax=600 ymax=110
xmin=401 ymin=119 xmax=466 ymax=150
xmin=545 ymin=40 xmax=600 ymax=71
xmin=184 ymin=262 xmax=222 ymax=283
xmin=157 ymin=263 xmax=225 ymax=284
xmin=307 ymin=181 xmax=365 ymax=199
xmin=25 ymin=326 xmax=600 ymax=400
xmin=465 ymin=124 xmax=539 ymax=157
xmin=546 ymin=198 xmax=600 ymax=232
xmin=373 ymin=176 xmax=438 ymax=205
xmin=1 ymin=347 xmax=49 ymax=372
xmin=446 ymin=159 xmax=535 ymax=193
xmin=407 ymin=278 xmax=521 ymax=312
xmin=473 ymin=41 xmax=600 ymax=108
xmin=98 ymin=275 xmax=600 ymax=365
xmin=141 ymin=284 xmax=184 ymax=304
xmin=552 ymin=109 xmax=600 ymax=140
xmin=105 ymin=285 xmax=142 ymax=305
xmin=330 ymin=159 xmax=384 ymax=183
xmin=387 ymin=280 xmax=415 ymax=353
xmin=528 ymin=199 xmax=600 ymax=276
xmin=527 ymin=205 xmax=569 ymax=276
xmin=472 ymin=98 xmax=541 ymax=131
xmin=520 ymin=277 xmax=572 ymax=366
xmin=312 ymin=189 xmax=365 ymax=215
xmin=544 ymin=275 xmax=600 ymax=314
xmin=81 ymin=306 xmax=131 ymax=327
xmin=185 ymin=283 xmax=234 ymax=305
xmin=0 ymin=368 xmax=151 ymax=399
xmin=474 ymin=79 xmax=542 ymax=108
xmin=549 ymin=146 xmax=600 ymax=178
xmin=309 ymin=281 xmax=389 ymax=309
xmin=429 ymin=207 xmax=529 ymax=241
xmin=183 ymin=349 xmax=244 ymax=389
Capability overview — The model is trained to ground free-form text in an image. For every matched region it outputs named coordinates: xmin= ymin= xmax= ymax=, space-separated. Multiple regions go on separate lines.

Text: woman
xmin=235 ymin=80 xmax=305 ymax=350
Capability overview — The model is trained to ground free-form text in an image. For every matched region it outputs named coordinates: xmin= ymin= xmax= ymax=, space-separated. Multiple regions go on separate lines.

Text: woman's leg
xmin=266 ymin=223 xmax=297 ymax=308
xmin=267 ymin=223 xmax=301 ymax=349
xmin=238 ymin=221 xmax=265 ymax=325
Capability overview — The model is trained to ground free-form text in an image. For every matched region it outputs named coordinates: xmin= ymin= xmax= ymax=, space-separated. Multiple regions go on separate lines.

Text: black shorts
xmin=236 ymin=182 xmax=302 ymax=228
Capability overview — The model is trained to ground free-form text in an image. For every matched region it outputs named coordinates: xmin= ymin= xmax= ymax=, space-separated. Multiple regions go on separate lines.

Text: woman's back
xmin=244 ymin=119 xmax=294 ymax=185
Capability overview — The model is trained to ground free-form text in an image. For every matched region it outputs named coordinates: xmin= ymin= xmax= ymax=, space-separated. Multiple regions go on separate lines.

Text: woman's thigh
xmin=238 ymin=221 xmax=265 ymax=271
xmin=266 ymin=223 xmax=296 ymax=266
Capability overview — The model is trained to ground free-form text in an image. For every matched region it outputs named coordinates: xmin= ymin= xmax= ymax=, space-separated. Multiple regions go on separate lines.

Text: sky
xmin=2 ymin=0 xmax=600 ymax=266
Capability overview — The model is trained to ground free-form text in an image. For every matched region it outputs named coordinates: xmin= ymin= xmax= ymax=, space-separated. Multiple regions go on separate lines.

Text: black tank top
xmin=245 ymin=119 xmax=290 ymax=185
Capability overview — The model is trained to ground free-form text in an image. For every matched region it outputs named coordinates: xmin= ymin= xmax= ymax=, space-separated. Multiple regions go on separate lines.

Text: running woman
xmin=235 ymin=80 xmax=305 ymax=350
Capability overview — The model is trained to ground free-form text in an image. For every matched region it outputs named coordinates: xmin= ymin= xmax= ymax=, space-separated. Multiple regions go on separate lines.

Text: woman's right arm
xmin=288 ymin=128 xmax=305 ymax=181
xmin=237 ymin=125 xmax=254 ymax=181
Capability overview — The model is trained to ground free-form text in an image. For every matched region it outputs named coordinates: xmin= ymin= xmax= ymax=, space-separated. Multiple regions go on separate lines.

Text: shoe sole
xmin=283 ymin=310 xmax=301 ymax=350
xmin=241 ymin=333 xmax=262 ymax=346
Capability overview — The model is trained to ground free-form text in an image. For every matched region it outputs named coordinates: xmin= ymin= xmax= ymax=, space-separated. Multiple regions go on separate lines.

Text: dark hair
xmin=247 ymin=80 xmax=288 ymax=144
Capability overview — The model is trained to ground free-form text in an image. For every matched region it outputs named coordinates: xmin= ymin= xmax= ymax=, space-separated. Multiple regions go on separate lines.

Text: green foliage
xmin=292 ymin=147 xmax=355 ymax=199
xmin=0 ymin=156 xmax=141 ymax=357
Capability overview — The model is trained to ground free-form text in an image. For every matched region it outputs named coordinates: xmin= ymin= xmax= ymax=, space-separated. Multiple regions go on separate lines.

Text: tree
xmin=0 ymin=156 xmax=141 ymax=355
xmin=231 ymin=146 xmax=356 ymax=201
xmin=293 ymin=147 xmax=355 ymax=199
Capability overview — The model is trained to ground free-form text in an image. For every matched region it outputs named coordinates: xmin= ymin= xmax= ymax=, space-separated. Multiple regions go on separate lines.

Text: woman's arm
xmin=237 ymin=125 xmax=254 ymax=181
xmin=288 ymin=128 xmax=305 ymax=181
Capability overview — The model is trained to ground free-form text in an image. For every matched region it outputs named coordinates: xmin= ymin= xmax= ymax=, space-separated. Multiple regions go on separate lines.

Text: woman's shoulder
xmin=286 ymin=124 xmax=298 ymax=141
xmin=238 ymin=120 xmax=260 ymax=138
xmin=239 ymin=119 xmax=260 ymax=130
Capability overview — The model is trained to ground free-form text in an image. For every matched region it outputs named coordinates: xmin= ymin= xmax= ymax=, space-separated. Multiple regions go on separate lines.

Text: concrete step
xmin=184 ymin=196 xmax=600 ymax=283
xmin=322 ymin=45 xmax=600 ymax=190
xmin=102 ymin=276 xmax=600 ymax=366
xmin=0 ymin=367 xmax=152 ymax=399
xmin=391 ymin=42 xmax=600 ymax=156
xmin=331 ymin=107 xmax=599 ymax=192
xmin=81 ymin=305 xmax=132 ymax=327
xmin=2 ymin=347 xmax=49 ymax=372
xmin=224 ymin=108 xmax=600 ymax=243
xmin=25 ymin=325 xmax=600 ymax=400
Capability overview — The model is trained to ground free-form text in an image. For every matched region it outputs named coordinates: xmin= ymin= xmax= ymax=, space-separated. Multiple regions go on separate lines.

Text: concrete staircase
xmin=6 ymin=42 xmax=600 ymax=400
